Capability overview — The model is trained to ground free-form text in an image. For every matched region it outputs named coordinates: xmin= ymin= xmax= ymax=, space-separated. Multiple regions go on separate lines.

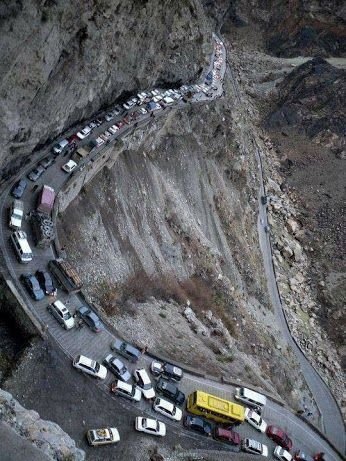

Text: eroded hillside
xmin=58 ymin=71 xmax=311 ymax=407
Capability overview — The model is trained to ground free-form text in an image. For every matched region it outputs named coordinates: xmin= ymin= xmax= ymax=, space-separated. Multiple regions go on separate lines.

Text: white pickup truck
xmin=9 ymin=199 xmax=24 ymax=229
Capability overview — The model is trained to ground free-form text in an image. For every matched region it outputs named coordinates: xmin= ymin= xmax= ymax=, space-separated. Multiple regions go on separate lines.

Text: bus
xmin=187 ymin=390 xmax=245 ymax=424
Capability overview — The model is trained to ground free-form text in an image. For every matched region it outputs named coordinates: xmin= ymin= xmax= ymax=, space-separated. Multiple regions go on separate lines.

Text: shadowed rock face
xmin=265 ymin=57 xmax=345 ymax=142
xmin=0 ymin=0 xmax=210 ymax=172
xmin=265 ymin=1 xmax=346 ymax=57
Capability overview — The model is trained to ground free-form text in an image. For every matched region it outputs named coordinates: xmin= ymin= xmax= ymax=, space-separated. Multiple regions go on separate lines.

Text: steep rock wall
xmin=0 ymin=0 xmax=210 ymax=173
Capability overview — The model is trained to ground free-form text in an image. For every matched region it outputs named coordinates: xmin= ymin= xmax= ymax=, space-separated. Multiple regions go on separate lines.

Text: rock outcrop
xmin=265 ymin=57 xmax=345 ymax=155
xmin=204 ymin=0 xmax=346 ymax=57
xmin=0 ymin=388 xmax=84 ymax=460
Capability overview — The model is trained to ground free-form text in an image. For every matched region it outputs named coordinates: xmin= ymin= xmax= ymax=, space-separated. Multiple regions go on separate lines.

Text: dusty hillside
xmin=264 ymin=58 xmax=345 ymax=363
xmin=58 ymin=75 xmax=312 ymax=407
xmin=0 ymin=0 xmax=210 ymax=176
xmin=225 ymin=27 xmax=345 ymax=412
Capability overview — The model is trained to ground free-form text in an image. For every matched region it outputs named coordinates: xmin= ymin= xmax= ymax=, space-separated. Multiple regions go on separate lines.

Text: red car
xmin=266 ymin=425 xmax=292 ymax=451
xmin=213 ymin=427 xmax=241 ymax=446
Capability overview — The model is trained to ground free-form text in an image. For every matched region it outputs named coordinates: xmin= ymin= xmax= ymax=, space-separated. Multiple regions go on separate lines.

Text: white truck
xmin=9 ymin=199 xmax=24 ymax=229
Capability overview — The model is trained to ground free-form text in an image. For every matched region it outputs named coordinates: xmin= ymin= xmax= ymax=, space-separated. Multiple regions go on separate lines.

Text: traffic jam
xmin=3 ymin=34 xmax=327 ymax=460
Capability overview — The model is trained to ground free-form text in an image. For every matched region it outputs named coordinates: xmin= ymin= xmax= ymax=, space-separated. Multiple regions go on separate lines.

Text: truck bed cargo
xmin=31 ymin=212 xmax=55 ymax=248
xmin=48 ymin=258 xmax=83 ymax=293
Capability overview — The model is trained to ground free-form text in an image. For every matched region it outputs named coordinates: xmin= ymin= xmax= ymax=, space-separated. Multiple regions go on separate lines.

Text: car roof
xmin=247 ymin=439 xmax=262 ymax=450
xmin=144 ymin=418 xmax=157 ymax=430
xmin=78 ymin=355 xmax=93 ymax=367
xmin=156 ymin=397 xmax=174 ymax=411
xmin=115 ymin=380 xmax=132 ymax=392
xmin=247 ymin=409 xmax=261 ymax=422
xmin=137 ymin=369 xmax=150 ymax=383
xmin=113 ymin=358 xmax=124 ymax=368
xmin=87 ymin=311 xmax=100 ymax=322
xmin=164 ymin=363 xmax=182 ymax=376
xmin=158 ymin=378 xmax=176 ymax=392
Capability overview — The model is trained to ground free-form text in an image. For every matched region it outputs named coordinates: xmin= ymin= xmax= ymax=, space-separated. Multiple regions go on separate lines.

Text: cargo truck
xmin=37 ymin=185 xmax=55 ymax=216
xmin=48 ymin=258 xmax=83 ymax=294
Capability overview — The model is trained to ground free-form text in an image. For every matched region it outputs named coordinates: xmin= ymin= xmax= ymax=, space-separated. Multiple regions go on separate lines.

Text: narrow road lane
xmin=224 ymin=50 xmax=345 ymax=452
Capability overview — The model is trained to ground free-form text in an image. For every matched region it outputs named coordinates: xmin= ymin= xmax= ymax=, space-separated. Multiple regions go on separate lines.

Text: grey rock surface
xmin=0 ymin=388 xmax=84 ymax=461
xmin=0 ymin=0 xmax=210 ymax=172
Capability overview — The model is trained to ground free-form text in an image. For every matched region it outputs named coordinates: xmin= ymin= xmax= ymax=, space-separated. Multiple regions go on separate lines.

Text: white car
xmin=123 ymin=101 xmax=134 ymax=110
xmin=61 ymin=160 xmax=77 ymax=173
xmin=76 ymin=126 xmax=92 ymax=139
xmin=245 ymin=408 xmax=268 ymax=432
xmin=274 ymin=446 xmax=292 ymax=461
xmin=133 ymin=368 xmax=155 ymax=399
xmin=139 ymin=107 xmax=147 ymax=115
xmin=47 ymin=300 xmax=75 ymax=330
xmin=52 ymin=139 xmax=69 ymax=155
xmin=153 ymin=397 xmax=182 ymax=421
xmin=111 ymin=380 xmax=142 ymax=402
xmin=108 ymin=125 xmax=119 ymax=134
xmin=105 ymin=112 xmax=115 ymax=122
xmin=242 ymin=438 xmax=268 ymax=457
xmin=73 ymin=355 xmax=107 ymax=380
xmin=86 ymin=427 xmax=120 ymax=446
xmin=95 ymin=136 xmax=105 ymax=146
xmin=135 ymin=417 xmax=166 ymax=437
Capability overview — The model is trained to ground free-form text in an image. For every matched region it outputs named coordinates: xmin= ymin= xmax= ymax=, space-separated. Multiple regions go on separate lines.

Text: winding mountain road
xmin=0 ymin=33 xmax=344 ymax=460
xmin=225 ymin=45 xmax=345 ymax=453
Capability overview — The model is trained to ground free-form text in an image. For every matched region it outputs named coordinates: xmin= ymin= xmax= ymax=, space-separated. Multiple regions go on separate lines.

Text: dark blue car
xmin=11 ymin=179 xmax=27 ymax=199
xmin=20 ymin=274 xmax=45 ymax=301
xmin=183 ymin=415 xmax=212 ymax=436
xmin=76 ymin=305 xmax=103 ymax=333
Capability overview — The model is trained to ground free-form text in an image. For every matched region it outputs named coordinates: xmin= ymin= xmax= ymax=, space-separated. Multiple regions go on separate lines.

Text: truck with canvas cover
xmin=48 ymin=258 xmax=83 ymax=293
xmin=37 ymin=185 xmax=55 ymax=215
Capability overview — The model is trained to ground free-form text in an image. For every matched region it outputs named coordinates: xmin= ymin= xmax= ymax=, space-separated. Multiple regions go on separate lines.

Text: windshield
xmin=94 ymin=362 xmax=100 ymax=372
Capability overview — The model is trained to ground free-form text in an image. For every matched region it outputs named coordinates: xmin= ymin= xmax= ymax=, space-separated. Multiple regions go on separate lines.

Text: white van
xmin=10 ymin=230 xmax=33 ymax=263
xmin=47 ymin=300 xmax=75 ymax=330
xmin=235 ymin=387 xmax=267 ymax=409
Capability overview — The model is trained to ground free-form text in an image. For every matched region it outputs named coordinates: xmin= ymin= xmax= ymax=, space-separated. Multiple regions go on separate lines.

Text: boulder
xmin=286 ymin=218 xmax=300 ymax=234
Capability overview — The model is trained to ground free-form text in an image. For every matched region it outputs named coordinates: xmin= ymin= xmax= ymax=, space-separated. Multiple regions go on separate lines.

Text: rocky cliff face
xmin=0 ymin=0 xmax=210 ymax=175
xmin=266 ymin=57 xmax=345 ymax=146
xmin=203 ymin=0 xmax=346 ymax=57
xmin=0 ymin=388 xmax=84 ymax=460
